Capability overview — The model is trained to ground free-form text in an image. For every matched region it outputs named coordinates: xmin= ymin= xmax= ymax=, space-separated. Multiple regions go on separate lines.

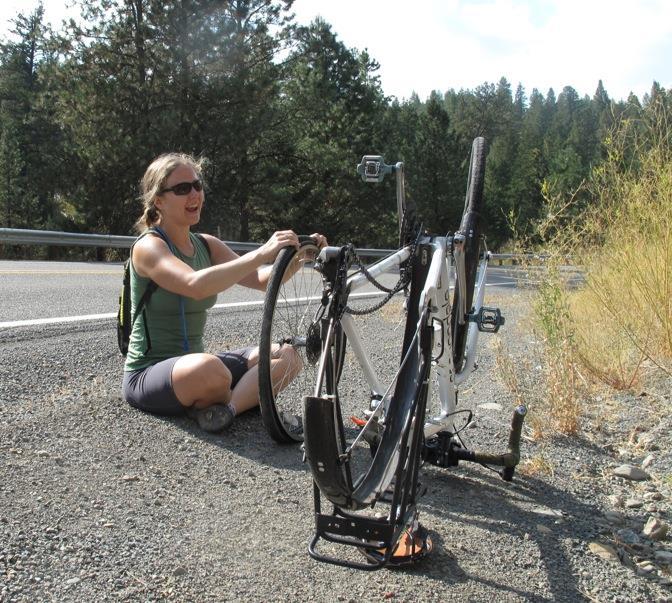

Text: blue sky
xmin=2 ymin=0 xmax=670 ymax=103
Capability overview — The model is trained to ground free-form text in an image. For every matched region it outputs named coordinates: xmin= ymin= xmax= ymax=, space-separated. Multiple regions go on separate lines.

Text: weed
xmin=528 ymin=96 xmax=672 ymax=433
xmin=493 ymin=339 xmax=549 ymax=440
xmin=519 ymin=451 xmax=555 ymax=477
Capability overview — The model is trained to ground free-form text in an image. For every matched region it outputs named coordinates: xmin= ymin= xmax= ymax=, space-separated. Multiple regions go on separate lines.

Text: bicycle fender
xmin=303 ymin=395 xmax=354 ymax=509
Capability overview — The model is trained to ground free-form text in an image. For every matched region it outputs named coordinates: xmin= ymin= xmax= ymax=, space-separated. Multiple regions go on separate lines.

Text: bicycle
xmin=257 ymin=137 xmax=527 ymax=569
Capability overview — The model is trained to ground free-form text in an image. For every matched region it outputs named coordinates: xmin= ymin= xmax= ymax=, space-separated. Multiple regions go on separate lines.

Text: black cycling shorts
xmin=122 ymin=347 xmax=254 ymax=416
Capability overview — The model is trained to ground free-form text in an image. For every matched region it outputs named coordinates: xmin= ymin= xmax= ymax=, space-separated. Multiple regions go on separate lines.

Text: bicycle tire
xmin=258 ymin=238 xmax=324 ymax=443
xmin=451 ymin=136 xmax=486 ymax=373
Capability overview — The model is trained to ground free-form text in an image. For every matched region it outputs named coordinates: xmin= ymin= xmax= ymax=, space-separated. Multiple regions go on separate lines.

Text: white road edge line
xmin=0 ymin=283 xmax=517 ymax=330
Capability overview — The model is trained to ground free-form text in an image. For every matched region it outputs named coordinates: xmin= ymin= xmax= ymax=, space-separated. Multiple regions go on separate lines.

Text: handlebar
xmin=452 ymin=405 xmax=527 ymax=481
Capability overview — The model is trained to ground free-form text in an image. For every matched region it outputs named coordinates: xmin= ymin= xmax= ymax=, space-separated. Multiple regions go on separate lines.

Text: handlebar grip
xmin=502 ymin=405 xmax=527 ymax=481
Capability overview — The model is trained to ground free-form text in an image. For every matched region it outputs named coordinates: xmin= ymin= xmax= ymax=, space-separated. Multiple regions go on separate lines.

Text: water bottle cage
xmin=468 ymin=306 xmax=505 ymax=333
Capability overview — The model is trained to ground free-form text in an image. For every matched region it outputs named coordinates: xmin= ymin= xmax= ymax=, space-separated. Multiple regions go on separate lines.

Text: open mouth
xmin=186 ymin=205 xmax=200 ymax=214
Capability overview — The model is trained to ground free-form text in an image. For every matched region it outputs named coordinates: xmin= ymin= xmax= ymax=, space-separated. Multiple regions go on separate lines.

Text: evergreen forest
xmin=0 ymin=0 xmax=669 ymax=251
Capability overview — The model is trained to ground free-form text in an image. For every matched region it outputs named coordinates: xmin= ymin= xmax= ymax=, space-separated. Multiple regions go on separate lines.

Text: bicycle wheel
xmin=451 ymin=136 xmax=486 ymax=372
xmin=259 ymin=238 xmax=323 ymax=443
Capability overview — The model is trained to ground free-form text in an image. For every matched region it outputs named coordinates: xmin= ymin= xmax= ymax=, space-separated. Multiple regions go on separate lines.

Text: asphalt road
xmin=0 ymin=260 xmax=518 ymax=326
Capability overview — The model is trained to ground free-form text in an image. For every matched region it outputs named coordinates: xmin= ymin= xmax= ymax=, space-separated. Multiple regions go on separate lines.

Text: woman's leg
xmin=228 ymin=344 xmax=303 ymax=415
xmin=171 ymin=353 xmax=234 ymax=409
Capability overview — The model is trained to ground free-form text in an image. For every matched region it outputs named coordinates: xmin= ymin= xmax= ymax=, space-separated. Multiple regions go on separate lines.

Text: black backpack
xmin=117 ymin=229 xmax=210 ymax=357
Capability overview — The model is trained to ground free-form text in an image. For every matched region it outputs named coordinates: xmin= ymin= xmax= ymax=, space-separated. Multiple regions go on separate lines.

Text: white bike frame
xmin=340 ymin=237 xmax=490 ymax=440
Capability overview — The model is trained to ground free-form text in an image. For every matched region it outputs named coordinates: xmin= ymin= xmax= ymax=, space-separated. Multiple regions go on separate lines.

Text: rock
xmin=642 ymin=517 xmax=668 ymax=541
xmin=625 ymin=498 xmax=644 ymax=509
xmin=608 ymin=494 xmax=625 ymax=508
xmin=530 ymin=506 xmax=564 ymax=518
xmin=588 ymin=542 xmax=619 ymax=562
xmin=65 ymin=577 xmax=81 ymax=585
xmin=642 ymin=454 xmax=655 ymax=469
xmin=604 ymin=511 xmax=626 ymax=524
xmin=478 ymin=402 xmax=502 ymax=411
xmin=636 ymin=560 xmax=655 ymax=572
xmin=121 ymin=475 xmax=140 ymax=482
xmin=613 ymin=465 xmax=650 ymax=481
xmin=616 ymin=529 xmax=641 ymax=546
xmin=654 ymin=550 xmax=672 ymax=564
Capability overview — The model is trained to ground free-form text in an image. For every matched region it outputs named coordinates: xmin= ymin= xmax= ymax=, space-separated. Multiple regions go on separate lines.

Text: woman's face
xmin=155 ymin=164 xmax=204 ymax=227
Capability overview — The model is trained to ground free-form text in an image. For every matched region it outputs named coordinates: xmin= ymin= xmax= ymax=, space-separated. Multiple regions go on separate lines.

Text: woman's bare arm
xmin=132 ymin=230 xmax=299 ymax=299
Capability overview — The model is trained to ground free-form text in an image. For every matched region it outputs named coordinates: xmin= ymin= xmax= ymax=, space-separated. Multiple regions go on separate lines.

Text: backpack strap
xmin=128 ymin=231 xmax=161 ymax=356
xmin=146 ymin=226 xmax=190 ymax=353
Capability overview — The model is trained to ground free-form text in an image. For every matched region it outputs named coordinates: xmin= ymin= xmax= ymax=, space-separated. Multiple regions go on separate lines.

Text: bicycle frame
xmin=342 ymin=236 xmax=490 ymax=441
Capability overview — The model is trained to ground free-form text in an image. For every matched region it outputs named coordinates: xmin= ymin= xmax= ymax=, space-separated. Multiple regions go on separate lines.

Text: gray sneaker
xmin=187 ymin=404 xmax=235 ymax=433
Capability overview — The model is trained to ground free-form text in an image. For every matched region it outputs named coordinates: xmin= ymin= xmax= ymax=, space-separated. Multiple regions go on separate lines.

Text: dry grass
xmin=518 ymin=452 xmax=555 ymax=477
xmin=529 ymin=99 xmax=672 ymax=435
xmin=530 ymin=269 xmax=585 ymax=435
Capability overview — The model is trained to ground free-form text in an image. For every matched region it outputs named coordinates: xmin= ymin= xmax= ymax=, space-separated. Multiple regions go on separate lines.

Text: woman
xmin=122 ymin=153 xmax=327 ymax=432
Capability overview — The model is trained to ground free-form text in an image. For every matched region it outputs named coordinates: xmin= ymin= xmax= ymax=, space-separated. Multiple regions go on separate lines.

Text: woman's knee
xmin=172 ymin=353 xmax=233 ymax=405
xmin=245 ymin=346 xmax=260 ymax=367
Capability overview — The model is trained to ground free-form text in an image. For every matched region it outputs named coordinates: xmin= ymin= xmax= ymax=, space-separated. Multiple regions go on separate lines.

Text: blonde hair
xmin=134 ymin=152 xmax=205 ymax=233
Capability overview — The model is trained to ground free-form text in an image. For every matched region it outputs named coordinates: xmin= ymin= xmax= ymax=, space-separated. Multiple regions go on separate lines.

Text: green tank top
xmin=124 ymin=230 xmax=217 ymax=371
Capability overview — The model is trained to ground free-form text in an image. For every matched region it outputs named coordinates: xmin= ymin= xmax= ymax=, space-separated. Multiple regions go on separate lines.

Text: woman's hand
xmin=256 ymin=230 xmax=299 ymax=264
xmin=310 ymin=233 xmax=328 ymax=249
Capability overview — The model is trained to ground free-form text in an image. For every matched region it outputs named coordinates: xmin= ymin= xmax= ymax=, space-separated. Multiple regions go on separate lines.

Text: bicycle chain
xmin=344 ymin=236 xmax=417 ymax=317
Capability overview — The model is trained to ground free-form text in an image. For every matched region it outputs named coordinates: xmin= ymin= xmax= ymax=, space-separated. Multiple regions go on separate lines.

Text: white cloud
xmin=291 ymin=0 xmax=672 ymax=101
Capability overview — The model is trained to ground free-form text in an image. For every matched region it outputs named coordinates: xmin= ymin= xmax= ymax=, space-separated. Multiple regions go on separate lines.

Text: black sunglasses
xmin=159 ymin=179 xmax=203 ymax=196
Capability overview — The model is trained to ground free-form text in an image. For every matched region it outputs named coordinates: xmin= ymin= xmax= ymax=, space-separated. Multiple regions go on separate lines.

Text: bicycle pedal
xmin=468 ymin=306 xmax=505 ymax=333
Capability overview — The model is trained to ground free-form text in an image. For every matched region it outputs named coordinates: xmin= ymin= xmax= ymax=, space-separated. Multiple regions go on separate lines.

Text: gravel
xmin=1 ymin=288 xmax=671 ymax=602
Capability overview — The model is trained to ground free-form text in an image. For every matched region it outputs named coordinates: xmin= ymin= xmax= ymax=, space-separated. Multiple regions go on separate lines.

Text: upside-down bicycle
xmin=257 ymin=137 xmax=527 ymax=569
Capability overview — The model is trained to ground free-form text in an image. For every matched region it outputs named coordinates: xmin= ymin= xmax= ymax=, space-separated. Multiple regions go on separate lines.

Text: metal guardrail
xmin=489 ymin=252 xmax=550 ymax=266
xmin=0 ymin=228 xmax=394 ymax=259
xmin=0 ymin=227 xmax=542 ymax=263
xmin=0 ymin=228 xmax=261 ymax=254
